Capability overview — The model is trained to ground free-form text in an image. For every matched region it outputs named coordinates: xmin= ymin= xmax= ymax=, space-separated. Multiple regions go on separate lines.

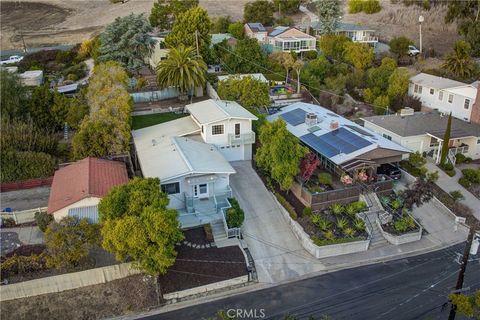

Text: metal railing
xmin=352 ymin=36 xmax=378 ymax=42
xmin=228 ymin=132 xmax=255 ymax=145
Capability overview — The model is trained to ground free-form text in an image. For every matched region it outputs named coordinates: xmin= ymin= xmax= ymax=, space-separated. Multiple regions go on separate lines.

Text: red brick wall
xmin=1 ymin=177 xmax=53 ymax=192
xmin=470 ymin=87 xmax=480 ymax=124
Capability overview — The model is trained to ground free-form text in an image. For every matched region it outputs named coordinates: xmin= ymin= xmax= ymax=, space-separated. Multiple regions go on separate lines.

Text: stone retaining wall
xmin=376 ymin=216 xmax=423 ymax=245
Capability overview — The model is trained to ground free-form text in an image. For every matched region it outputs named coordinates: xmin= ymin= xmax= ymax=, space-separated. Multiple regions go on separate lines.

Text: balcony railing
xmin=228 ymin=132 xmax=255 ymax=145
xmin=352 ymin=36 xmax=378 ymax=42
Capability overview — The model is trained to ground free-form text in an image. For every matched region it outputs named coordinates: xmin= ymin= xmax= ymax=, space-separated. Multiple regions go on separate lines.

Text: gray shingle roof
xmin=362 ymin=112 xmax=480 ymax=138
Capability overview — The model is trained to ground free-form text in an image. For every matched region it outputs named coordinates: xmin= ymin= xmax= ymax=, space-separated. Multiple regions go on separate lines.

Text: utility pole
xmin=448 ymin=227 xmax=476 ymax=320
xmin=195 ymin=30 xmax=200 ymax=57
xmin=418 ymin=15 xmax=424 ymax=55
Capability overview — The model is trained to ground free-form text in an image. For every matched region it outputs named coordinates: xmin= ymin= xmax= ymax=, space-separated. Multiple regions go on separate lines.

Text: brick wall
xmin=0 ymin=177 xmax=53 ymax=192
xmin=470 ymin=87 xmax=480 ymax=124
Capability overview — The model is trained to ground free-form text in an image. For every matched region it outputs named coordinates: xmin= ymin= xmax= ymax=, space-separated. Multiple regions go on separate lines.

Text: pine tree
xmin=316 ymin=0 xmax=341 ymax=35
xmin=440 ymin=113 xmax=452 ymax=166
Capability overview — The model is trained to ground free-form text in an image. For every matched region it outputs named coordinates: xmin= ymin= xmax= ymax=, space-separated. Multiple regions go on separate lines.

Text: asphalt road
xmin=143 ymin=244 xmax=480 ymax=320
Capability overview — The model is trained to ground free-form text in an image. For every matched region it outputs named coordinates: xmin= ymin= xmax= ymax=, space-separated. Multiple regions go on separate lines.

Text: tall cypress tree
xmin=440 ymin=113 xmax=452 ymax=166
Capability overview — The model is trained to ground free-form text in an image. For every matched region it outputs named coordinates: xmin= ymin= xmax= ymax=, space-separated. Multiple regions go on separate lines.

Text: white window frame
xmin=161 ymin=182 xmax=180 ymax=195
xmin=429 ymin=88 xmax=434 ymax=95
xmin=438 ymin=91 xmax=443 ymax=101
xmin=235 ymin=123 xmax=241 ymax=137
xmin=212 ymin=124 xmax=224 ymax=135
xmin=448 ymin=94 xmax=454 ymax=103
xmin=464 ymin=98 xmax=470 ymax=109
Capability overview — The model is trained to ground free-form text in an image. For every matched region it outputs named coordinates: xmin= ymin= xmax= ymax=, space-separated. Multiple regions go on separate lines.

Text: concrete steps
xmin=360 ymin=192 xmax=389 ymax=249
xmin=211 ymin=219 xmax=228 ymax=243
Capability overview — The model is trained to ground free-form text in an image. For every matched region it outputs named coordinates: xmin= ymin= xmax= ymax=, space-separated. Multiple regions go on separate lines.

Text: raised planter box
xmin=376 ymin=218 xmax=422 ymax=245
xmin=273 ymin=193 xmax=370 ymax=259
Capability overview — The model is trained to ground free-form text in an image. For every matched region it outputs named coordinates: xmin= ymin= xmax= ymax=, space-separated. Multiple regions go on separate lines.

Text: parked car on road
xmin=377 ymin=163 xmax=402 ymax=180
xmin=0 ymin=55 xmax=23 ymax=65
xmin=408 ymin=45 xmax=420 ymax=56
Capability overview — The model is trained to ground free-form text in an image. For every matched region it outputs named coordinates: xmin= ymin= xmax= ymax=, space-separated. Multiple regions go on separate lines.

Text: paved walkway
xmin=426 ymin=162 xmax=480 ymax=221
xmin=230 ymin=161 xmax=325 ymax=284
xmin=0 ymin=186 xmax=50 ymax=211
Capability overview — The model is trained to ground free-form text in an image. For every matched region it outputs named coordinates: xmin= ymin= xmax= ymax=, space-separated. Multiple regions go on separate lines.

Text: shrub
xmin=458 ymin=177 xmax=472 ymax=189
xmin=455 ymin=153 xmax=467 ymax=164
xmin=312 ymin=235 xmax=365 ymax=246
xmin=303 ymin=207 xmax=313 ymax=217
xmin=352 ymin=201 xmax=367 ymax=213
xmin=0 ymin=150 xmax=56 ymax=183
xmin=318 ymin=172 xmax=333 ymax=186
xmin=345 ymin=203 xmax=356 ymax=216
xmin=1 ymin=253 xmax=48 ymax=280
xmin=312 ymin=215 xmax=332 ymax=231
xmin=362 ymin=0 xmax=381 ymax=13
xmin=62 ymin=62 xmax=87 ymax=80
xmin=323 ymin=230 xmax=336 ymax=240
xmin=354 ymin=218 xmax=366 ymax=231
xmin=35 ymin=211 xmax=54 ymax=232
xmin=348 ymin=0 xmax=364 ymax=13
xmin=203 ymin=224 xmax=213 ymax=242
xmin=330 ymin=203 xmax=344 ymax=215
xmin=336 ymin=217 xmax=349 ymax=230
xmin=309 ymin=186 xmax=325 ymax=193
xmin=462 ymin=168 xmax=480 ymax=183
xmin=304 ymin=50 xmax=318 ymax=60
xmin=390 ymin=198 xmax=402 ymax=210
xmin=1 ymin=217 xmax=16 ymax=228
xmin=226 ymin=198 xmax=245 ymax=228
xmin=343 ymin=227 xmax=356 ymax=237
xmin=275 ymin=192 xmax=297 ymax=220
xmin=393 ymin=214 xmax=416 ymax=233
xmin=449 ymin=190 xmax=465 ymax=202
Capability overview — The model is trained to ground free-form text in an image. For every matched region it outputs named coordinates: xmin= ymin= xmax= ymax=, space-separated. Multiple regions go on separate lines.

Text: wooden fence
xmin=1 ymin=177 xmax=53 ymax=192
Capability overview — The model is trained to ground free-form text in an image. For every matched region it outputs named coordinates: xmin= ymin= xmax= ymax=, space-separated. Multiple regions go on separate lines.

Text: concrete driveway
xmin=230 ymin=161 xmax=325 ymax=284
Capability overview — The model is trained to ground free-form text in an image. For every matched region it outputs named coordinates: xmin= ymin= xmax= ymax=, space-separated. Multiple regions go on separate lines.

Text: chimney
xmin=470 ymin=85 xmax=480 ymax=124
xmin=399 ymin=107 xmax=415 ymax=117
xmin=330 ymin=121 xmax=339 ymax=130
xmin=305 ymin=112 xmax=318 ymax=126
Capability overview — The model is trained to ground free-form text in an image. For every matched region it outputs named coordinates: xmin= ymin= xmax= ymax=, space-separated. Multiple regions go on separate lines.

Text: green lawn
xmin=132 ymin=112 xmax=187 ymax=130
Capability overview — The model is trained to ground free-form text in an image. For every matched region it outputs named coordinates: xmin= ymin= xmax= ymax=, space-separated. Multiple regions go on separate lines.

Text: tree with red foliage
xmin=300 ymin=152 xmax=320 ymax=182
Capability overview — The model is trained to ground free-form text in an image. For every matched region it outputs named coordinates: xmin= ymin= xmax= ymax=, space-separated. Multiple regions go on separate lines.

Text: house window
xmin=418 ymin=85 xmax=422 ymax=94
xmin=430 ymin=88 xmax=434 ymax=95
xmin=161 ymin=182 xmax=180 ymax=195
xmin=235 ymin=123 xmax=240 ymax=136
xmin=201 ymin=125 xmax=204 ymax=133
xmin=438 ymin=91 xmax=443 ymax=101
xmin=448 ymin=94 xmax=454 ymax=103
xmin=414 ymin=84 xmax=422 ymax=94
xmin=382 ymin=133 xmax=392 ymax=141
xmin=464 ymin=98 xmax=471 ymax=109
xmin=212 ymin=124 xmax=224 ymax=135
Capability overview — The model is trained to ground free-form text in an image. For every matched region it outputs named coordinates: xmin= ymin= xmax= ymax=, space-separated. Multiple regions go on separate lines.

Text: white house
xmin=308 ymin=22 xmax=378 ymax=47
xmin=147 ymin=32 xmax=169 ymax=69
xmin=362 ymin=109 xmax=480 ymax=164
xmin=408 ymin=73 xmax=479 ymax=122
xmin=132 ymin=99 xmax=257 ymax=229
xmin=244 ymin=23 xmax=316 ymax=53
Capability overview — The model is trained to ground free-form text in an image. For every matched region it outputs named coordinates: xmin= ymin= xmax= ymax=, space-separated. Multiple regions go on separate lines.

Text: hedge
xmin=274 ymin=192 xmax=297 ymax=220
xmin=1 ymin=150 xmax=56 ymax=183
xmin=226 ymin=198 xmax=245 ymax=228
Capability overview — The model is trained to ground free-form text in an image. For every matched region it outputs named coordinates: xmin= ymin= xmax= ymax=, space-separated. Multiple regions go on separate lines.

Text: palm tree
xmin=156 ymin=45 xmax=207 ymax=100
xmin=442 ymin=40 xmax=476 ymax=80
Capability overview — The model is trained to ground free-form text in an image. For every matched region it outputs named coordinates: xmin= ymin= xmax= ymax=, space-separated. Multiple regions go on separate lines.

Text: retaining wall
xmin=273 ymin=193 xmax=370 ymax=259
xmin=1 ymin=177 xmax=53 ymax=192
xmin=0 ymin=263 xmax=140 ymax=301
xmin=377 ymin=215 xmax=423 ymax=245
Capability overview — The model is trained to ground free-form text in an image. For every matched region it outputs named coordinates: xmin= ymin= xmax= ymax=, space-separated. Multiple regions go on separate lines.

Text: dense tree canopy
xmin=228 ymin=22 xmax=245 ymax=39
xmin=97 ymin=14 xmax=155 ymax=73
xmin=315 ymin=0 xmax=341 ymax=35
xmin=165 ymin=7 xmax=212 ymax=61
xmin=211 ymin=16 xmax=232 ymax=33
xmin=156 ymin=45 xmax=207 ymax=97
xmin=319 ymin=34 xmax=351 ymax=61
xmin=389 ymin=36 xmax=413 ymax=57
xmin=273 ymin=0 xmax=300 ymax=14
xmin=223 ymin=38 xmax=268 ymax=73
xmin=243 ymin=0 xmax=275 ymax=25
xmin=44 ymin=217 xmax=100 ymax=270
xmin=442 ymin=40 xmax=478 ymax=80
xmin=149 ymin=0 xmax=198 ymax=30
xmin=343 ymin=42 xmax=374 ymax=70
xmin=99 ymin=178 xmax=184 ymax=275
xmin=0 ymin=70 xmax=29 ymax=121
xmin=72 ymin=61 xmax=132 ymax=159
xmin=217 ymin=76 xmax=270 ymax=110
xmin=445 ymin=0 xmax=480 ymax=56
xmin=256 ymin=119 xmax=308 ymax=190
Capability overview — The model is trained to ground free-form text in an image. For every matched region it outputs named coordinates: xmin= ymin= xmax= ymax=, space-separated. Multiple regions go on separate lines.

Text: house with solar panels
xmin=267 ymin=102 xmax=410 ymax=180
xmin=244 ymin=23 xmax=316 ymax=53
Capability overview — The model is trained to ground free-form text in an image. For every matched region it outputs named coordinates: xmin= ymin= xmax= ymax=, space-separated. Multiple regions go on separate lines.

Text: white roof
xmin=132 ymin=116 xmax=234 ymax=182
xmin=410 ymin=73 xmax=466 ymax=89
xmin=446 ymin=85 xmax=477 ymax=99
xmin=217 ymin=73 xmax=268 ymax=83
xmin=20 ymin=70 xmax=43 ymax=79
xmin=267 ymin=102 xmax=409 ymax=165
xmin=186 ymin=99 xmax=258 ymax=124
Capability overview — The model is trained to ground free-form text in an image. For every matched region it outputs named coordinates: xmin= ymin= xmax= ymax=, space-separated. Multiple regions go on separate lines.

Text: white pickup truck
xmin=0 ymin=55 xmax=24 ymax=65
xmin=408 ymin=45 xmax=420 ymax=56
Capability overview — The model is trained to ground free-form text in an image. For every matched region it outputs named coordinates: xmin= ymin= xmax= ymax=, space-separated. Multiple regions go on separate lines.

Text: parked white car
xmin=0 ymin=55 xmax=23 ymax=65
xmin=408 ymin=45 xmax=420 ymax=56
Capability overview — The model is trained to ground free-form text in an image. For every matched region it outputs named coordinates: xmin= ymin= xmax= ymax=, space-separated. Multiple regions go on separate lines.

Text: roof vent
xmin=152 ymin=139 xmax=157 ymax=146
xmin=329 ymin=121 xmax=339 ymax=130
xmin=399 ymin=107 xmax=414 ymax=116
xmin=305 ymin=112 xmax=318 ymax=126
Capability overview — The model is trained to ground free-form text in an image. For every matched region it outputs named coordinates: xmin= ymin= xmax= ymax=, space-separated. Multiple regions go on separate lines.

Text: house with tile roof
xmin=47 ymin=157 xmax=129 ymax=222
xmin=244 ymin=23 xmax=316 ymax=53
xmin=408 ymin=73 xmax=479 ymax=123
xmin=362 ymin=109 xmax=480 ymax=164
xmin=132 ymin=99 xmax=257 ymax=229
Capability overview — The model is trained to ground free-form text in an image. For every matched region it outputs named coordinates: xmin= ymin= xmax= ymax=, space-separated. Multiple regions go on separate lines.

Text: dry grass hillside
xmin=0 ymin=0 xmax=250 ymax=50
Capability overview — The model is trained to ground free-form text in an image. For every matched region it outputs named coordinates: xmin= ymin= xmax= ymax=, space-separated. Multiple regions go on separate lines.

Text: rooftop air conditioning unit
xmin=305 ymin=112 xmax=318 ymax=126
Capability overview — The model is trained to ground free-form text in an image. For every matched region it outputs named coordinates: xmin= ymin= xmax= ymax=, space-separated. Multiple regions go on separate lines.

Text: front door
xmin=193 ymin=183 xmax=208 ymax=198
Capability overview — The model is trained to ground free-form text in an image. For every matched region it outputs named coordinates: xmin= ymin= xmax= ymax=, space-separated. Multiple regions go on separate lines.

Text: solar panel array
xmin=300 ymin=127 xmax=372 ymax=158
xmin=280 ymin=108 xmax=307 ymax=126
xmin=344 ymin=124 xmax=374 ymax=137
